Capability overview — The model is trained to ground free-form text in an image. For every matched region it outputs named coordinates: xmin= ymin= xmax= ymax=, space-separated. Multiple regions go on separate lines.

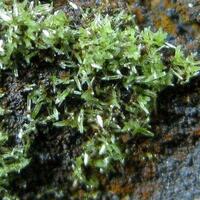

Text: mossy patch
xmin=0 ymin=1 xmax=199 ymax=199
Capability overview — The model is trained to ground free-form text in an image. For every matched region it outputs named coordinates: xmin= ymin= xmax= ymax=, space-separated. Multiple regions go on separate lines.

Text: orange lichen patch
xmin=153 ymin=14 xmax=176 ymax=35
xmin=193 ymin=129 xmax=200 ymax=137
xmin=103 ymin=160 xmax=137 ymax=196
xmin=132 ymin=7 xmax=145 ymax=24
xmin=174 ymin=1 xmax=200 ymax=25
xmin=175 ymin=4 xmax=190 ymax=22
xmin=150 ymin=0 xmax=200 ymax=39
xmin=107 ymin=178 xmax=134 ymax=195
xmin=151 ymin=1 xmax=175 ymax=33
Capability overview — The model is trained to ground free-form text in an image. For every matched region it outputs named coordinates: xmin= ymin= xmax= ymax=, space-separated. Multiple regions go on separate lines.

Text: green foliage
xmin=0 ymin=1 xmax=199 ymax=198
xmin=0 ymin=130 xmax=29 ymax=199
xmin=0 ymin=1 xmax=71 ymax=70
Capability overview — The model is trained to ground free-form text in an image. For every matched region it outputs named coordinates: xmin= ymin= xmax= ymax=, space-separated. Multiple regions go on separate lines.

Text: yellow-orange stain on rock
xmin=153 ymin=14 xmax=176 ymax=34
xmin=193 ymin=129 xmax=200 ymax=137
xmin=108 ymin=178 xmax=134 ymax=195
xmin=151 ymin=0 xmax=177 ymax=34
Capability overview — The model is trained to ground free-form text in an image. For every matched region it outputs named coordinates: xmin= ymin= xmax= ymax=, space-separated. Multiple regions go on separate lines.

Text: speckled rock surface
xmin=152 ymin=141 xmax=200 ymax=200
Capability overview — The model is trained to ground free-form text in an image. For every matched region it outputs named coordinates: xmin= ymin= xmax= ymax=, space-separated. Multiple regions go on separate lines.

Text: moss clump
xmin=0 ymin=130 xmax=29 ymax=199
xmin=0 ymin=1 xmax=199 ymax=199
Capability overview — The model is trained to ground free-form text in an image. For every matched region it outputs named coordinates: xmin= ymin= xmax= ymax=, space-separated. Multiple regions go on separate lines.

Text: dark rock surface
xmin=130 ymin=75 xmax=200 ymax=200
xmin=152 ymin=141 xmax=200 ymax=200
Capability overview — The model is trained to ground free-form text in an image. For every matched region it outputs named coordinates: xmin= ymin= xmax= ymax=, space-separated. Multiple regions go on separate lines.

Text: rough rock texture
xmin=152 ymin=141 xmax=200 ymax=200
xmin=130 ymin=75 xmax=200 ymax=200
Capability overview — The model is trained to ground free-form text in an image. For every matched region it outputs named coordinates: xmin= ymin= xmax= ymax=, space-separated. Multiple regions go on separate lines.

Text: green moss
xmin=0 ymin=130 xmax=29 ymax=199
xmin=0 ymin=1 xmax=199 ymax=198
